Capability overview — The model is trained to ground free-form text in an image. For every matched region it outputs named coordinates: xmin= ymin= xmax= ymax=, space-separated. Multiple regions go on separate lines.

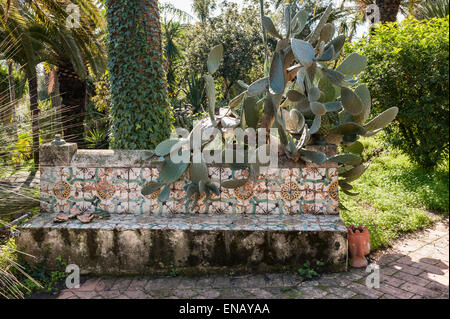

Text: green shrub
xmin=349 ymin=17 xmax=449 ymax=168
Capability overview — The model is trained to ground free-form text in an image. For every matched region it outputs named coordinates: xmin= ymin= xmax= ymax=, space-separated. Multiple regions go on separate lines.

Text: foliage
xmin=0 ymin=64 xmax=26 ymax=108
xmin=91 ymin=71 xmax=111 ymax=114
xmin=413 ymin=0 xmax=449 ymax=19
xmin=297 ymin=260 xmax=324 ymax=279
xmin=106 ymin=0 xmax=174 ymax=150
xmin=142 ymin=4 xmax=398 ymax=206
xmin=17 ymin=255 xmax=67 ymax=296
xmin=340 ymin=137 xmax=447 ymax=250
xmin=181 ymin=2 xmax=266 ymax=101
xmin=349 ymin=17 xmax=449 ymax=168
xmin=0 ymin=237 xmax=42 ymax=298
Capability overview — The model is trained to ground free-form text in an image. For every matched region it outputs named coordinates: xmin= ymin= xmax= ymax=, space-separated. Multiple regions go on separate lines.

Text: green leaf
xmin=299 ymin=149 xmax=327 ymax=164
xmin=189 ymin=161 xmax=209 ymax=183
xmin=262 ymin=16 xmax=282 ymax=39
xmin=341 ymin=87 xmax=363 ymax=116
xmin=155 ymin=138 xmax=184 ymax=157
xmin=141 ymin=181 xmax=163 ymax=196
xmin=321 ymin=68 xmax=345 ymax=87
xmin=330 ymin=122 xmax=366 ymax=135
xmin=343 ymin=141 xmax=364 ymax=155
xmin=206 ymin=183 xmax=220 ymax=196
xmin=221 ymin=179 xmax=248 ymax=189
xmin=310 ymin=102 xmax=327 ymax=116
xmin=291 ymin=9 xmax=308 ymax=35
xmin=307 ymin=87 xmax=321 ymax=102
xmin=244 ymin=96 xmax=259 ymax=129
xmin=325 ymin=101 xmax=343 ymax=112
xmin=353 ymin=84 xmax=371 ymax=124
xmin=338 ymin=180 xmax=353 ymax=191
xmin=319 ymin=23 xmax=335 ymax=44
xmin=326 ymin=35 xmax=346 ymax=60
xmin=185 ymin=183 xmax=199 ymax=199
xmin=327 ymin=154 xmax=362 ymax=165
xmin=285 ymin=109 xmax=305 ymax=133
xmin=269 ymin=51 xmax=286 ymax=95
xmin=308 ymin=3 xmax=333 ymax=44
xmin=336 ymin=53 xmax=367 ymax=75
xmin=284 ymin=4 xmax=291 ymax=38
xmin=160 ymin=158 xmax=189 ymax=184
xmin=364 ymin=107 xmax=399 ymax=131
xmin=340 ymin=164 xmax=368 ymax=182
xmin=309 ymin=115 xmax=322 ymax=134
xmin=291 ymin=39 xmax=315 ymax=68
xmin=229 ymin=91 xmax=247 ymax=109
xmin=287 ymin=89 xmax=304 ymax=102
xmin=203 ymin=74 xmax=216 ymax=122
xmin=207 ymin=44 xmax=223 ymax=75
xmin=158 ymin=184 xmax=171 ymax=202
xmin=248 ymin=77 xmax=269 ymax=97
xmin=318 ymin=44 xmax=334 ymax=61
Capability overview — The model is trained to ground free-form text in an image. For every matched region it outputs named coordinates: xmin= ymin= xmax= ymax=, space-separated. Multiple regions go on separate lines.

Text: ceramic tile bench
xmin=17 ymin=141 xmax=348 ymax=274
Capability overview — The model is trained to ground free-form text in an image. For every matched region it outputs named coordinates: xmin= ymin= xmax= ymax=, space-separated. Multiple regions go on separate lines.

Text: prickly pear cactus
xmin=143 ymin=3 xmax=398 ymax=203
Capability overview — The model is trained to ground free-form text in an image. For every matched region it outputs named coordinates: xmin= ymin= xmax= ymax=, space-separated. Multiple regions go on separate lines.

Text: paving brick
xmin=78 ymin=278 xmax=101 ymax=292
xmin=124 ymin=290 xmax=150 ymax=299
xmin=392 ymin=263 xmax=424 ymax=276
xmin=57 ymin=291 xmax=75 ymax=299
xmin=348 ymin=282 xmax=383 ymax=299
xmin=381 ymin=275 xmax=405 ymax=288
xmin=376 ymin=284 xmax=414 ymax=299
xmin=381 ymin=266 xmax=399 ymax=276
xmin=400 ymin=282 xmax=441 ymax=298
xmin=419 ymin=272 xmax=450 ymax=286
xmin=74 ymin=291 xmax=98 ymax=299
xmin=410 ymin=261 xmax=447 ymax=275
xmin=110 ymin=278 xmax=132 ymax=291
xmin=128 ymin=277 xmax=148 ymax=291
xmin=425 ymin=281 xmax=449 ymax=295
xmin=326 ymin=287 xmax=357 ymax=299
xmin=394 ymin=271 xmax=429 ymax=287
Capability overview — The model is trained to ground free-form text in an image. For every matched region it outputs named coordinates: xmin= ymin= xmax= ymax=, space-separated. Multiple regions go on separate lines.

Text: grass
xmin=340 ymin=137 xmax=449 ymax=251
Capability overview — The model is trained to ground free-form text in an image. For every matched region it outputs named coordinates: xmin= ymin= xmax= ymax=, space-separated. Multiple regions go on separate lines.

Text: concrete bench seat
xmin=17 ymin=213 xmax=348 ymax=275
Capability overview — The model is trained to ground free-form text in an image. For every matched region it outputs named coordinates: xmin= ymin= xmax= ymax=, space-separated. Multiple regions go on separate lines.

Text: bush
xmin=349 ymin=17 xmax=449 ymax=168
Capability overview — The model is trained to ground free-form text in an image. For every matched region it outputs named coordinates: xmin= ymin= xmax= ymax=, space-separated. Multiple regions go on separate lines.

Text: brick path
xmin=46 ymin=219 xmax=449 ymax=299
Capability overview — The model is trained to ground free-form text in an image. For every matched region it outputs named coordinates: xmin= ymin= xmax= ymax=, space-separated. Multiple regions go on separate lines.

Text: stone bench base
xmin=17 ymin=214 xmax=348 ymax=274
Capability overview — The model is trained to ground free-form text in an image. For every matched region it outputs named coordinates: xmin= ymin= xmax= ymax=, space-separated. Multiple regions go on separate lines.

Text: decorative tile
xmin=83 ymin=168 xmax=129 ymax=214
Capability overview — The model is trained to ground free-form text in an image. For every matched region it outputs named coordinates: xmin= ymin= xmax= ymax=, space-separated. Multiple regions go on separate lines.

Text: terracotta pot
xmin=347 ymin=225 xmax=370 ymax=268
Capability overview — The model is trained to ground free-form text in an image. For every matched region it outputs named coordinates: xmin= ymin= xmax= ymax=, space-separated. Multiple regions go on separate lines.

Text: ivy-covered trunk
xmin=106 ymin=0 xmax=173 ymax=150
xmin=376 ymin=0 xmax=402 ymax=23
xmin=57 ymin=62 xmax=87 ymax=147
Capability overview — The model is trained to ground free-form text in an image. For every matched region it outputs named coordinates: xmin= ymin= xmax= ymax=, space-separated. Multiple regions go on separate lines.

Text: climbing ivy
xmin=105 ymin=0 xmax=174 ymax=149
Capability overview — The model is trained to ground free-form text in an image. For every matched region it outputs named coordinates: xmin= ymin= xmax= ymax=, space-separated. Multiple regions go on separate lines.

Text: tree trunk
xmin=48 ymin=68 xmax=63 ymax=136
xmin=7 ymin=62 xmax=17 ymax=137
xmin=28 ymin=75 xmax=40 ymax=169
xmin=376 ymin=0 xmax=402 ymax=23
xmin=57 ymin=62 xmax=87 ymax=147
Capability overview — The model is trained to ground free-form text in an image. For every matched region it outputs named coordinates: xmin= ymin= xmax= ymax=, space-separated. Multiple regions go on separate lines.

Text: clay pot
xmin=347 ymin=225 xmax=370 ymax=268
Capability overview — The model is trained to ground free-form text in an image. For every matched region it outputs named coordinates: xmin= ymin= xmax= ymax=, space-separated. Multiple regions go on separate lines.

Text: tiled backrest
xmin=40 ymin=146 xmax=339 ymax=216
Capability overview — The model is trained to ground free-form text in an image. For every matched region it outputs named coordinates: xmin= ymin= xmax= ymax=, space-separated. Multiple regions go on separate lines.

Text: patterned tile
xmin=83 ymin=168 xmax=129 ymax=214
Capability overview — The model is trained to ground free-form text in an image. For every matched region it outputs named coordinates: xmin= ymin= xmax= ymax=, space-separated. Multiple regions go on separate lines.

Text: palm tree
xmin=160 ymin=4 xmax=192 ymax=98
xmin=192 ymin=0 xmax=216 ymax=23
xmin=1 ymin=4 xmax=45 ymax=167
xmin=413 ymin=0 xmax=449 ymax=19
xmin=34 ymin=1 xmax=106 ymax=146
xmin=1 ymin=0 xmax=106 ymax=165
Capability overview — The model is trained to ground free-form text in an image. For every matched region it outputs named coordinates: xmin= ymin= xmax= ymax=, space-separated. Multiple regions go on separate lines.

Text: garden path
xmin=47 ymin=219 xmax=449 ymax=299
